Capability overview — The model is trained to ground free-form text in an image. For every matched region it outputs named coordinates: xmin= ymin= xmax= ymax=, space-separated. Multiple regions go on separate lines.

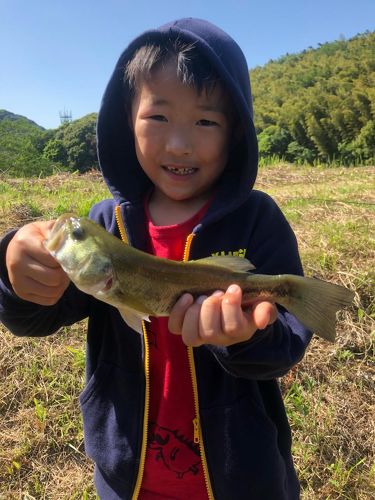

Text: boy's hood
xmin=97 ymin=18 xmax=258 ymax=221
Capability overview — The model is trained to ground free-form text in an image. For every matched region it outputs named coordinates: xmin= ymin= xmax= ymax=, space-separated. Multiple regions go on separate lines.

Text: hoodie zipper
xmin=115 ymin=206 xmax=150 ymax=500
xmin=116 ymin=207 xmax=213 ymax=499
xmin=132 ymin=320 xmax=150 ymax=500
xmin=183 ymin=233 xmax=214 ymax=500
xmin=115 ymin=205 xmax=129 ymax=244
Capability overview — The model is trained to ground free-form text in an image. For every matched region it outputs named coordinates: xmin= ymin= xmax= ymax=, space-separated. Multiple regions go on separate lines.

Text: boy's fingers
xmin=31 ymin=241 xmax=61 ymax=269
xmin=168 ymin=294 xmax=194 ymax=334
xmin=252 ymin=301 xmax=278 ymax=330
xmin=180 ymin=297 xmax=206 ymax=346
xmin=221 ymin=284 xmax=246 ymax=337
xmin=28 ymin=262 xmax=68 ymax=287
xmin=199 ymin=291 xmax=224 ymax=341
xmin=12 ymin=273 xmax=70 ymax=304
xmin=25 ymin=274 xmax=70 ymax=297
xmin=9 ymin=221 xmax=60 ymax=269
xmin=34 ymin=248 xmax=63 ymax=269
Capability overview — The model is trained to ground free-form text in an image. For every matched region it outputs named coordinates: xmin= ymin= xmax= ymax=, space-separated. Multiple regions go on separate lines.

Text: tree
xmin=257 ymin=125 xmax=291 ymax=157
xmin=0 ymin=118 xmax=59 ymax=176
xmin=251 ymin=31 xmax=375 ymax=164
xmin=44 ymin=113 xmax=99 ymax=172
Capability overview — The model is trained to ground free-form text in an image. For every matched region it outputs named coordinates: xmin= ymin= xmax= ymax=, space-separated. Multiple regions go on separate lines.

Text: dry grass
xmin=0 ymin=165 xmax=374 ymax=498
xmin=256 ymin=164 xmax=375 ymax=499
xmin=0 ymin=324 xmax=95 ymax=499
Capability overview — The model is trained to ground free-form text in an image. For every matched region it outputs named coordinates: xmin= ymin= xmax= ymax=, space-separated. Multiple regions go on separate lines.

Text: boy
xmin=0 ymin=18 xmax=311 ymax=499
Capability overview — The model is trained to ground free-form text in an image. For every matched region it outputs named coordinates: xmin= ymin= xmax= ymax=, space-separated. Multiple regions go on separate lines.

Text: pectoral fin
xmin=118 ymin=305 xmax=150 ymax=334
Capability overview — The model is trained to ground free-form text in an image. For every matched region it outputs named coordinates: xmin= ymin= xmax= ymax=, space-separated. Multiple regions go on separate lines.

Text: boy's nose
xmin=165 ymin=129 xmax=192 ymax=156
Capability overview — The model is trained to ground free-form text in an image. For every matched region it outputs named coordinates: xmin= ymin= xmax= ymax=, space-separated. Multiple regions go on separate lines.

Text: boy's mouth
xmin=163 ymin=165 xmax=197 ymax=176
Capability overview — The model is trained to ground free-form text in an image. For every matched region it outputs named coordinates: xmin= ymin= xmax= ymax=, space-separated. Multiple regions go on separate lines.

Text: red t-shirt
xmin=139 ymin=201 xmax=210 ymax=500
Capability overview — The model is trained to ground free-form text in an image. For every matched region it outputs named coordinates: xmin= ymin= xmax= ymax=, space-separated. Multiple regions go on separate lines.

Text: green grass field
xmin=0 ymin=165 xmax=374 ymax=499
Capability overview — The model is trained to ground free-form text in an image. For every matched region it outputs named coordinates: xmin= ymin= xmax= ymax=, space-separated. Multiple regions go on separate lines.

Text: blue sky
xmin=1 ymin=0 xmax=374 ymax=129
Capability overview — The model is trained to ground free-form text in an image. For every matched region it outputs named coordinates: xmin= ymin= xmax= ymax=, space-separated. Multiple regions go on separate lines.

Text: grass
xmin=257 ymin=164 xmax=375 ymax=499
xmin=0 ymin=164 xmax=374 ymax=498
xmin=0 ymin=171 xmax=110 ymax=224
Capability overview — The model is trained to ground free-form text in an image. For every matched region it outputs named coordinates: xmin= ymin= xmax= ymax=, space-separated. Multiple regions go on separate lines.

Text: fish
xmin=44 ymin=213 xmax=355 ymax=342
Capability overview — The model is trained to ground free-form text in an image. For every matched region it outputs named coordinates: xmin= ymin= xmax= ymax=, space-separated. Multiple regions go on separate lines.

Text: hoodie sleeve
xmin=205 ymin=191 xmax=312 ymax=379
xmin=207 ymin=312 xmax=311 ymax=380
xmin=0 ymin=201 xmax=116 ymax=337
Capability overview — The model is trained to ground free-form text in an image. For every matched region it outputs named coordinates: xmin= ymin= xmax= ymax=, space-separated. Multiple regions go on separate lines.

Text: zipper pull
xmin=193 ymin=417 xmax=200 ymax=444
xmin=183 ymin=233 xmax=196 ymax=262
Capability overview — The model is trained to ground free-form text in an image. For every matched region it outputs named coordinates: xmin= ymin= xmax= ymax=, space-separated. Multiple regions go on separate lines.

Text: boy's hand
xmin=168 ymin=284 xmax=278 ymax=346
xmin=5 ymin=221 xmax=70 ymax=306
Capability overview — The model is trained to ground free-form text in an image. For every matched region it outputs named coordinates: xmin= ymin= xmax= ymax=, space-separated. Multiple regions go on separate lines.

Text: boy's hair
xmin=124 ymin=38 xmax=221 ymax=101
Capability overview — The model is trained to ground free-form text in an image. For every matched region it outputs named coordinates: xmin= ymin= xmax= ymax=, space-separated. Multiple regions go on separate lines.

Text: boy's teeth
xmin=165 ymin=166 xmax=195 ymax=175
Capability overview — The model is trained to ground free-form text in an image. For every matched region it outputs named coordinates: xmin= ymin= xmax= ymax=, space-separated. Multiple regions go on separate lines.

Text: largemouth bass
xmin=44 ymin=214 xmax=354 ymax=342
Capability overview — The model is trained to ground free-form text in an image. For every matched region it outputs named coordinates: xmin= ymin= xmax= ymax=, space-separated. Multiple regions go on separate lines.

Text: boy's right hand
xmin=5 ymin=221 xmax=70 ymax=306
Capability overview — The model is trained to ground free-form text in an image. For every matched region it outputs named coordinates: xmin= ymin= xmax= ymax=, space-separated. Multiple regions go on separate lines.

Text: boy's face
xmin=130 ymin=61 xmax=233 ymax=207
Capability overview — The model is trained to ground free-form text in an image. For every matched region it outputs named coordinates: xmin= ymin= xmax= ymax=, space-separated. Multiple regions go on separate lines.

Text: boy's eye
xmin=150 ymin=115 xmax=167 ymax=122
xmin=197 ymin=119 xmax=218 ymax=127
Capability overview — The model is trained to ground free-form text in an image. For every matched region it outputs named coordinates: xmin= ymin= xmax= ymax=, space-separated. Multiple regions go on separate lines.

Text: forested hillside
xmin=0 ymin=111 xmax=55 ymax=176
xmin=0 ymin=112 xmax=98 ymax=176
xmin=1 ymin=31 xmax=373 ymax=176
xmin=0 ymin=110 xmax=43 ymax=129
xmin=251 ymin=31 xmax=374 ymax=164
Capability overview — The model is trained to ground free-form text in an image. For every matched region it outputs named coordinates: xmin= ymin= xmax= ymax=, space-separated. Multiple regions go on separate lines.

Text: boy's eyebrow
xmin=149 ymin=97 xmax=169 ymax=106
xmin=148 ymin=97 xmax=226 ymax=114
xmin=197 ymin=104 xmax=226 ymax=114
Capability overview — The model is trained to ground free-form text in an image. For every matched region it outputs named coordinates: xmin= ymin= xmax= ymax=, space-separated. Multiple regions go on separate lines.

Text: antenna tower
xmin=59 ymin=109 xmax=72 ymax=124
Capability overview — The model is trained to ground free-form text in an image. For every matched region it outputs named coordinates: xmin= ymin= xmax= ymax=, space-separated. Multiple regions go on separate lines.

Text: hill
xmin=0 ymin=109 xmax=44 ymax=129
xmin=0 ymin=111 xmax=55 ymax=177
xmin=0 ymin=112 xmax=97 ymax=177
xmin=251 ymin=31 xmax=375 ymax=164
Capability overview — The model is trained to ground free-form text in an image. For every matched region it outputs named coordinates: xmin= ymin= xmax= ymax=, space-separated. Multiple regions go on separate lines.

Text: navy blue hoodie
xmin=0 ymin=18 xmax=312 ymax=499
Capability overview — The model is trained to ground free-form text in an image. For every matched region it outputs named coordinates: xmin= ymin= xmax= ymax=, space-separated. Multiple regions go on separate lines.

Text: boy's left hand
xmin=168 ymin=284 xmax=278 ymax=346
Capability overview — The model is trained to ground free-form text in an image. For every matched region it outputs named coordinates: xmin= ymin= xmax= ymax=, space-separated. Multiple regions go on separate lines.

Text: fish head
xmin=44 ymin=214 xmax=115 ymax=296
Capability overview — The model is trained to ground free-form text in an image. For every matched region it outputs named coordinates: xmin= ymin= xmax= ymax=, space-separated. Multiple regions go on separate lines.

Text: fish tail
xmin=275 ymin=275 xmax=354 ymax=342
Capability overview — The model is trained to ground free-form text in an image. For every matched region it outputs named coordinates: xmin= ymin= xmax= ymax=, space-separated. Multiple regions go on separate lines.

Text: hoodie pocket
xmin=79 ymin=362 xmax=143 ymax=488
xmin=201 ymin=393 xmax=290 ymax=498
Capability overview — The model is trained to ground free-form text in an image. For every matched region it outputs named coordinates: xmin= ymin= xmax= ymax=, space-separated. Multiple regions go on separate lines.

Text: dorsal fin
xmin=188 ymin=255 xmax=255 ymax=273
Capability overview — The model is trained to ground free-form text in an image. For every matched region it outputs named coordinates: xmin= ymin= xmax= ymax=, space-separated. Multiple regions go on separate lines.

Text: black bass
xmin=44 ymin=214 xmax=354 ymax=341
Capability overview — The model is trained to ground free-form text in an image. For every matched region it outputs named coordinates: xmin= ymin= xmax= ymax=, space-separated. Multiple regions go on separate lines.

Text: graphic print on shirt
xmin=211 ymin=248 xmax=247 ymax=257
xmin=148 ymin=422 xmax=201 ymax=479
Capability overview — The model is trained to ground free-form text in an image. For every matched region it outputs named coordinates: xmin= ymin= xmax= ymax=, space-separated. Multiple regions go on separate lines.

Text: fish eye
xmin=71 ymin=226 xmax=85 ymax=240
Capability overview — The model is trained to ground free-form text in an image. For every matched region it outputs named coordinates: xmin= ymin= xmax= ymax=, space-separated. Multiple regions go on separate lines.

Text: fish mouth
xmin=44 ymin=213 xmax=79 ymax=254
xmin=162 ymin=165 xmax=198 ymax=176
